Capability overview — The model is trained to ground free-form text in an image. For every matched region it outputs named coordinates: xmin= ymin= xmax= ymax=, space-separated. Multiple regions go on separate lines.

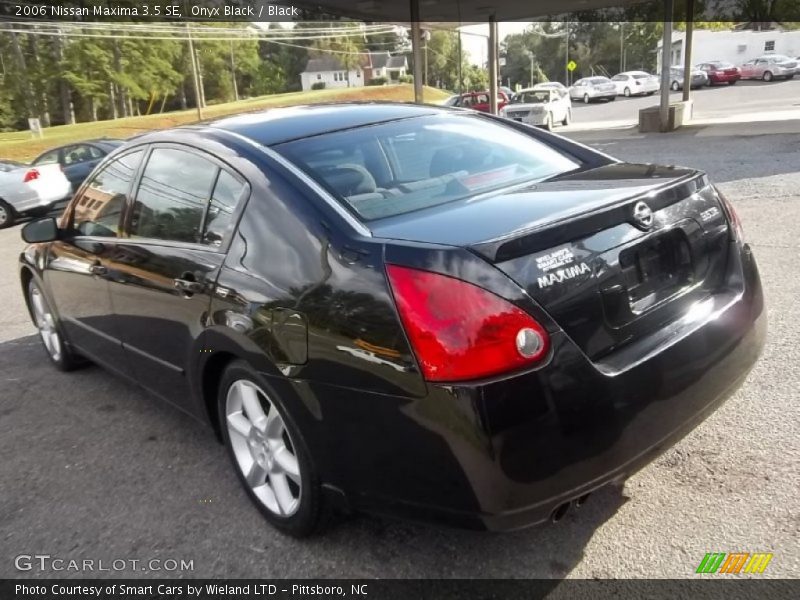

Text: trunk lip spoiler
xmin=472 ymin=169 xmax=710 ymax=263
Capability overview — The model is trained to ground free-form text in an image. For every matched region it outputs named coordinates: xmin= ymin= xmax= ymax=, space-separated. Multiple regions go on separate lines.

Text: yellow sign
xmin=567 ymin=60 xmax=577 ymax=72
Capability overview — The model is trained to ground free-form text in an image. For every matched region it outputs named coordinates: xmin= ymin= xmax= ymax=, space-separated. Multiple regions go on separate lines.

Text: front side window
xmin=130 ymin=148 xmax=217 ymax=244
xmin=71 ymin=150 xmax=144 ymax=237
xmin=276 ymin=114 xmax=580 ymax=221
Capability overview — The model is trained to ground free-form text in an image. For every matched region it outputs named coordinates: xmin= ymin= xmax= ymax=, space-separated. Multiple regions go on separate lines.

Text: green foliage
xmin=311 ymin=82 xmax=326 ymax=90
xmin=464 ymin=65 xmax=489 ymax=91
xmin=424 ymin=30 xmax=472 ymax=91
xmin=368 ymin=77 xmax=388 ymax=86
xmin=398 ymin=74 xmax=413 ymax=83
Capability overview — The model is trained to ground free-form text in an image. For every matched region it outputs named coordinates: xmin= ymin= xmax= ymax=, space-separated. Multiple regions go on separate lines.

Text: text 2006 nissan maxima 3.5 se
xmin=19 ymin=104 xmax=765 ymax=536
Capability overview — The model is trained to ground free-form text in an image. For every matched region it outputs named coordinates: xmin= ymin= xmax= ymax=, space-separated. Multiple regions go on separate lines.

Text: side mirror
xmin=21 ymin=217 xmax=59 ymax=244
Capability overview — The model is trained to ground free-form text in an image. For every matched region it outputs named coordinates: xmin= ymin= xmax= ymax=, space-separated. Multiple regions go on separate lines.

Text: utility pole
xmin=527 ymin=50 xmax=534 ymax=87
xmin=230 ymin=40 xmax=239 ymax=102
xmin=619 ymin=22 xmax=624 ymax=73
xmin=564 ymin=21 xmax=570 ymax=85
xmin=186 ymin=23 xmax=203 ymax=120
xmin=423 ymin=30 xmax=429 ymax=87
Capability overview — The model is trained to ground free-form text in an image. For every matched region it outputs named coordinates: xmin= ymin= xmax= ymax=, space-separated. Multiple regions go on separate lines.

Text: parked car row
xmin=0 ymin=138 xmax=122 ymax=229
xmin=435 ymin=52 xmax=798 ymax=134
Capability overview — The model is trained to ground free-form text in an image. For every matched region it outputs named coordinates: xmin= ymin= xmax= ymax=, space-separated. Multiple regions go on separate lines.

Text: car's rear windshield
xmin=274 ymin=114 xmax=580 ymax=221
xmin=589 ymin=77 xmax=610 ymax=84
xmin=632 ymin=74 xmax=650 ymax=79
xmin=511 ymin=91 xmax=549 ymax=104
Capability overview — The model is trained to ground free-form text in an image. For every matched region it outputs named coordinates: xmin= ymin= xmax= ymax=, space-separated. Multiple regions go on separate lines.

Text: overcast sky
xmin=459 ymin=22 xmax=532 ymax=65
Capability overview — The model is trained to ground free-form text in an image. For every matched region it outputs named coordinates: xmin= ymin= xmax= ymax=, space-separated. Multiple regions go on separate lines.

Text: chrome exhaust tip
xmin=551 ymin=502 xmax=570 ymax=523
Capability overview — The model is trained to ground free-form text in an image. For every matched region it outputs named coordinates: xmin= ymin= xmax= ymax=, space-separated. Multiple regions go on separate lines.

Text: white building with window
xmin=299 ymin=53 xmax=408 ymax=91
xmin=656 ymin=28 xmax=800 ymax=71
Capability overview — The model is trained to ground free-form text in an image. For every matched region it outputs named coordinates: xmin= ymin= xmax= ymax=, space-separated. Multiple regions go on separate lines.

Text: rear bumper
xmin=710 ymin=73 xmax=740 ymax=83
xmin=509 ymin=112 xmax=548 ymax=126
xmin=12 ymin=189 xmax=70 ymax=214
xmin=324 ymin=242 xmax=765 ymax=531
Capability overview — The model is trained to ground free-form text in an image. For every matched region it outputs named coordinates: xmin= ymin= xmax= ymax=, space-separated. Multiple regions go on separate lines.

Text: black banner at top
xmin=1 ymin=0 xmax=800 ymax=22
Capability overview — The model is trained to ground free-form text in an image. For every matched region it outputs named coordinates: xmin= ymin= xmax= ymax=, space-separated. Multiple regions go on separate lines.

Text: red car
xmin=453 ymin=91 xmax=509 ymax=112
xmin=696 ymin=61 xmax=741 ymax=85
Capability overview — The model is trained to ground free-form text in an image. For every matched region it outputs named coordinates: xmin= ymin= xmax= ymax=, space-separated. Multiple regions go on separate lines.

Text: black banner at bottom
xmin=2 ymin=579 xmax=799 ymax=600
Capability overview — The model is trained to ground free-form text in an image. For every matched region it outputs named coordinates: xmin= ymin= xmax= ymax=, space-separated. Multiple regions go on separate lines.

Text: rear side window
xmin=72 ymin=150 xmax=144 ymax=237
xmin=204 ymin=170 xmax=245 ymax=247
xmin=34 ymin=150 xmax=59 ymax=166
xmin=130 ymin=148 xmax=217 ymax=244
xmin=130 ymin=147 xmax=244 ymax=247
xmin=276 ymin=114 xmax=579 ymax=221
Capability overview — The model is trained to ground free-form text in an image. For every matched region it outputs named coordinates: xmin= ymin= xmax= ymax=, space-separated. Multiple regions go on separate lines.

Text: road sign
xmin=567 ymin=60 xmax=578 ymax=72
xmin=28 ymin=118 xmax=42 ymax=139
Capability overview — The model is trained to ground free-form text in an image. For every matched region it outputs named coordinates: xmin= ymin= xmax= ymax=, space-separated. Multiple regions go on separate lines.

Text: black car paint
xmin=19 ymin=104 xmax=765 ymax=530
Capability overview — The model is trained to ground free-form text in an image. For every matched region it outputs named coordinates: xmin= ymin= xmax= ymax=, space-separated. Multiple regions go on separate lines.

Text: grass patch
xmin=0 ymin=85 xmax=450 ymax=161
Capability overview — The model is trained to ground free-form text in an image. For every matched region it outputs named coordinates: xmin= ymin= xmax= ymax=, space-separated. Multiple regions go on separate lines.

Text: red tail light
xmin=386 ymin=264 xmax=550 ymax=382
xmin=23 ymin=169 xmax=40 ymax=183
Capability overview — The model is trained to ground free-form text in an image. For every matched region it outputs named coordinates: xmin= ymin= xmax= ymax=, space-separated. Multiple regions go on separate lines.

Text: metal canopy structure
xmin=294 ymin=0 xmax=686 ymax=132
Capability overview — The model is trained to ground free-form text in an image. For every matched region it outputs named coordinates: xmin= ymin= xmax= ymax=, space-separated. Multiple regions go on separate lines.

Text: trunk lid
xmin=372 ymin=163 xmax=731 ymax=360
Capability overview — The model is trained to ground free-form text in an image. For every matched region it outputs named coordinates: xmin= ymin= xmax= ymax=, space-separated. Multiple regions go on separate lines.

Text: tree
xmin=424 ymin=30 xmax=471 ymax=91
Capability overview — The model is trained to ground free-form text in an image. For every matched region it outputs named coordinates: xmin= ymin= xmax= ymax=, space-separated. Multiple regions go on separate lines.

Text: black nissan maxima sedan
xmin=19 ymin=103 xmax=765 ymax=536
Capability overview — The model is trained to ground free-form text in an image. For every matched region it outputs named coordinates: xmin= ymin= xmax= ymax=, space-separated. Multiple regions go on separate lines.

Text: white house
xmin=300 ymin=53 xmax=408 ymax=91
xmin=657 ymin=28 xmax=800 ymax=71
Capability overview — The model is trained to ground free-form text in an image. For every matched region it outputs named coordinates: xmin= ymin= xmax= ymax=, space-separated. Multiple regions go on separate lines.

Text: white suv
xmin=501 ymin=87 xmax=572 ymax=130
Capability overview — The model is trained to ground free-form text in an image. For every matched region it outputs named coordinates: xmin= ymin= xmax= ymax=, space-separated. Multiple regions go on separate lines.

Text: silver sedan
xmin=0 ymin=161 xmax=71 ymax=228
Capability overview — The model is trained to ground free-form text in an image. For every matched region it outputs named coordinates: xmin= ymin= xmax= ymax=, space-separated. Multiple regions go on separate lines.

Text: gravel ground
xmin=0 ymin=122 xmax=798 ymax=579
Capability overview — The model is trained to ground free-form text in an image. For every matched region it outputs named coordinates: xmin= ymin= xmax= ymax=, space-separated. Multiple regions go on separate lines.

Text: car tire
xmin=670 ymin=80 xmax=680 ymax=91
xmin=543 ymin=114 xmax=552 ymax=131
xmin=218 ymin=360 xmax=326 ymax=537
xmin=647 ymin=91 xmax=655 ymax=95
xmin=728 ymin=80 xmax=737 ymax=85
xmin=624 ymin=87 xmax=631 ymax=97
xmin=27 ymin=279 xmax=83 ymax=371
xmin=763 ymin=71 xmax=773 ymax=82
xmin=583 ymin=94 xmax=590 ymax=104
xmin=562 ymin=109 xmax=571 ymax=126
xmin=608 ymin=96 xmax=616 ymax=101
xmin=0 ymin=199 xmax=15 ymax=229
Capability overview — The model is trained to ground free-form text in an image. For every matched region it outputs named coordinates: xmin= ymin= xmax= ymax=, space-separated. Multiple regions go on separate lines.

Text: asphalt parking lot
xmin=1 ymin=121 xmax=798 ymax=579
xmin=568 ymin=77 xmax=800 ymax=125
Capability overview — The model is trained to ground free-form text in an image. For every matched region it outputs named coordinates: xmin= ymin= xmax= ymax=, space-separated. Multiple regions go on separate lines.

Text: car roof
xmin=209 ymin=103 xmax=443 ymax=146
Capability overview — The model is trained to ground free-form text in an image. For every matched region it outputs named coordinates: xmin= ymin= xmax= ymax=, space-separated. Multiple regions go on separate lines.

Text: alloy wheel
xmin=583 ymin=94 xmax=590 ymax=104
xmin=0 ymin=203 xmax=9 ymax=227
xmin=30 ymin=285 xmax=62 ymax=362
xmin=624 ymin=87 xmax=631 ymax=97
xmin=225 ymin=379 xmax=301 ymax=517
xmin=763 ymin=71 xmax=773 ymax=82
